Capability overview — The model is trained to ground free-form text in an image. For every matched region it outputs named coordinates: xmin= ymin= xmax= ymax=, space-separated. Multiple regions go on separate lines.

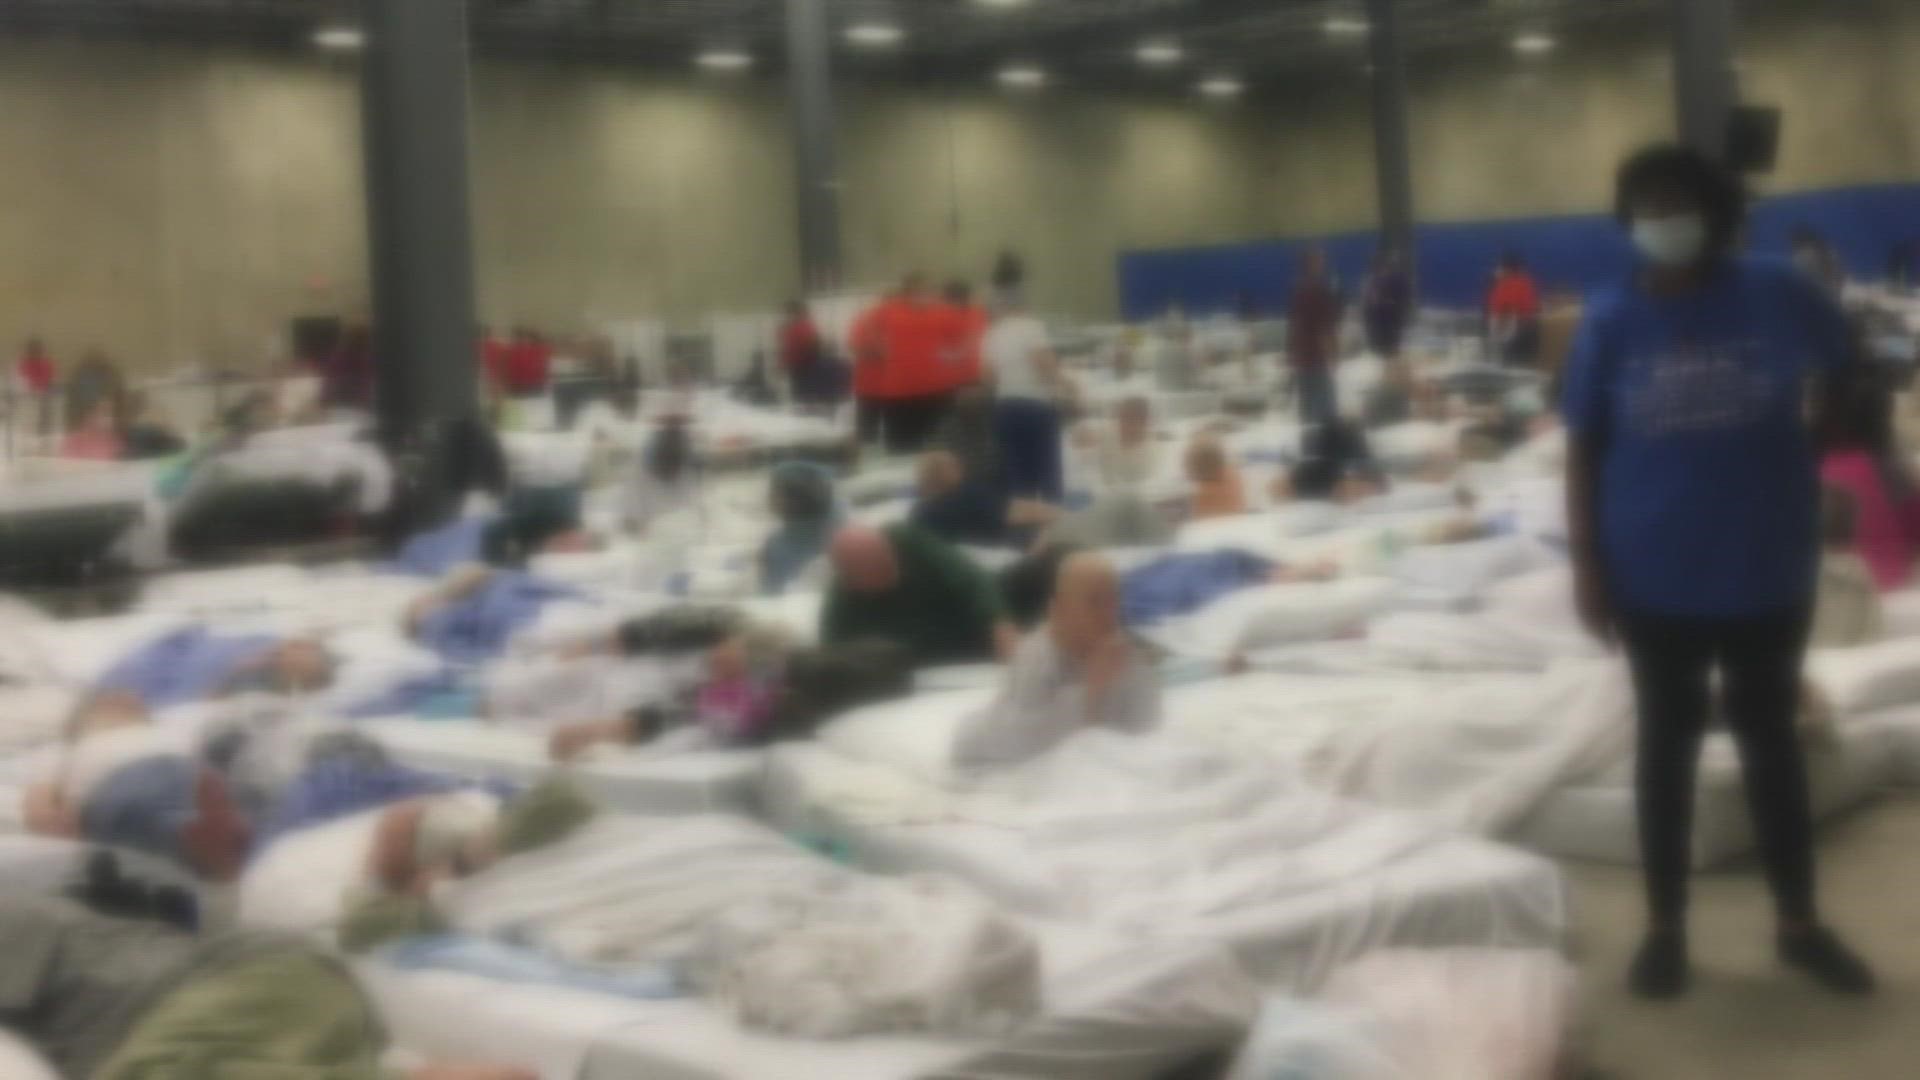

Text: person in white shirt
xmin=623 ymin=420 xmax=702 ymax=535
xmin=985 ymin=286 xmax=1070 ymax=502
xmin=952 ymin=553 xmax=1161 ymax=768
xmin=1076 ymin=395 xmax=1159 ymax=492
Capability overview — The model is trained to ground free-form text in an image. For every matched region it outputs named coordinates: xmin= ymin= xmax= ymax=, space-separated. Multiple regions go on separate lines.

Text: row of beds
xmin=7 ymin=368 xmax=1920 ymax=1078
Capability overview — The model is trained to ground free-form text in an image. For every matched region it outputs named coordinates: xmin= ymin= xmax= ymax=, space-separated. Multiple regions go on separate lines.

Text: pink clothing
xmin=1821 ymin=449 xmax=1920 ymax=591
xmin=60 ymin=429 xmax=123 ymax=461
xmin=696 ymin=677 xmax=777 ymax=743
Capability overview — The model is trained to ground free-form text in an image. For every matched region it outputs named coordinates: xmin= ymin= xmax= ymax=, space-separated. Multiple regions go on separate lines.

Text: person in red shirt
xmin=778 ymin=299 xmax=826 ymax=407
xmin=933 ymin=281 xmax=988 ymax=390
xmin=501 ymin=327 xmax=553 ymax=397
xmin=1487 ymin=252 xmax=1543 ymax=366
xmin=1287 ymin=246 xmax=1343 ymax=426
xmin=875 ymin=274 xmax=953 ymax=454
xmin=479 ymin=327 xmax=511 ymax=395
xmin=15 ymin=337 xmax=54 ymax=396
xmin=850 ymin=298 xmax=889 ymax=445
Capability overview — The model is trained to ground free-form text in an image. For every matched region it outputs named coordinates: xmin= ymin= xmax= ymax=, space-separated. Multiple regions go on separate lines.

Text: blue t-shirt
xmin=1561 ymin=257 xmax=1853 ymax=617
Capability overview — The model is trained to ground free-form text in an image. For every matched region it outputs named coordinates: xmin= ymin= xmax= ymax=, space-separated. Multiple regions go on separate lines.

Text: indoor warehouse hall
xmin=7 ymin=0 xmax=1920 ymax=1078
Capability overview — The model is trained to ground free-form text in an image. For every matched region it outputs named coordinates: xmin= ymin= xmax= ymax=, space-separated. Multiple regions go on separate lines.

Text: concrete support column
xmin=1365 ymin=0 xmax=1415 ymax=253
xmin=1670 ymin=0 xmax=1740 ymax=160
xmin=784 ymin=0 xmax=844 ymax=292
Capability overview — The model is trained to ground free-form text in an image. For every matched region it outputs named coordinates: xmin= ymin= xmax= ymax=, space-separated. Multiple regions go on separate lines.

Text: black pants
xmin=883 ymin=391 xmax=954 ymax=455
xmin=855 ymin=397 xmax=884 ymax=445
xmin=1617 ymin=606 xmax=1818 ymax=927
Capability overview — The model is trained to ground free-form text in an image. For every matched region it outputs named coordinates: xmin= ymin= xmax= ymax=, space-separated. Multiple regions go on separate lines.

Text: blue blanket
xmin=1121 ymin=550 xmax=1273 ymax=628
xmin=412 ymin=572 xmax=579 ymax=664
xmin=389 ymin=517 xmax=493 ymax=578
xmin=380 ymin=935 xmax=679 ymax=1001
xmin=92 ymin=626 xmax=281 ymax=709
xmin=252 ymin=757 xmax=515 ymax=858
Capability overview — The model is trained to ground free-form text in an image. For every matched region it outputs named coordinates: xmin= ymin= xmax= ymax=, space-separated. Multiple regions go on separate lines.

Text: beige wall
xmin=0 ymin=2 xmax=1916 ymax=370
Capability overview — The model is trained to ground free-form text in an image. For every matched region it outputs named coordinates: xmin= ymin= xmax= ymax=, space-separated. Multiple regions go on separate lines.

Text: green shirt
xmin=821 ymin=524 xmax=1003 ymax=665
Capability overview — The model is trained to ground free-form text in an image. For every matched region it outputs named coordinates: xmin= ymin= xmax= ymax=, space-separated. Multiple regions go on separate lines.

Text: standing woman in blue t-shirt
xmin=1563 ymin=144 xmax=1874 ymax=1000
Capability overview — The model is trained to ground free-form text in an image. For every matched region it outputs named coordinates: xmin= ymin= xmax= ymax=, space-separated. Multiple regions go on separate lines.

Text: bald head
xmin=917 ymin=450 xmax=963 ymax=499
xmin=1049 ymin=553 xmax=1122 ymax=656
xmin=1186 ymin=436 xmax=1228 ymax=483
xmin=830 ymin=524 xmax=900 ymax=593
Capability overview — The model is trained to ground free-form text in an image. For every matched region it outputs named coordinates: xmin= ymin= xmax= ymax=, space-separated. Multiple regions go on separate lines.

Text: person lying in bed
xmin=824 ymin=523 xmax=1022 ymax=664
xmin=1185 ymin=435 xmax=1248 ymax=519
xmin=402 ymin=563 xmax=580 ymax=663
xmin=953 ymin=553 xmax=1162 ymax=768
xmin=0 ymin=893 xmax=535 ymax=1080
xmin=547 ymin=636 xmax=915 ymax=761
xmin=910 ymin=449 xmax=1057 ymax=549
xmin=90 ymin=628 xmax=337 ymax=711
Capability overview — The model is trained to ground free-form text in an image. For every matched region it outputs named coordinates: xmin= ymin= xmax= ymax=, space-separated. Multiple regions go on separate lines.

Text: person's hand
xmin=1085 ymin=634 xmax=1132 ymax=697
xmin=1574 ymin=562 xmax=1615 ymax=646
xmin=993 ymin=621 xmax=1022 ymax=662
xmin=409 ymin=1065 xmax=539 ymax=1080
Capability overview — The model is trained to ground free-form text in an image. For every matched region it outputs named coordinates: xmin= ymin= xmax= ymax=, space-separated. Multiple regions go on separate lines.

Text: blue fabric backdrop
xmin=1117 ymin=181 xmax=1920 ymax=320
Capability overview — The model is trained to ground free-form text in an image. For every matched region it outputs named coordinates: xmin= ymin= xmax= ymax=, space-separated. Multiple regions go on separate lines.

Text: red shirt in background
xmin=481 ymin=336 xmax=512 ymax=388
xmin=850 ymin=305 xmax=886 ymax=400
xmin=779 ymin=317 xmax=822 ymax=373
xmin=1487 ymin=272 xmax=1541 ymax=320
xmin=932 ymin=303 xmax=988 ymax=389
xmin=879 ymin=299 xmax=946 ymax=399
xmin=500 ymin=339 xmax=553 ymax=395
xmin=16 ymin=352 xmax=53 ymax=395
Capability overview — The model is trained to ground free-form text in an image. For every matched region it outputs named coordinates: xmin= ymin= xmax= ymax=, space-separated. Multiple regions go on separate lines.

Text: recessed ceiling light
xmin=975 ymin=0 xmax=1029 ymax=8
xmin=697 ymin=48 xmax=755 ymax=72
xmin=1513 ymin=32 xmax=1557 ymax=56
xmin=312 ymin=25 xmax=365 ymax=51
xmin=1322 ymin=16 xmax=1370 ymax=38
xmin=1198 ymin=75 xmax=1244 ymax=99
xmin=1136 ymin=40 xmax=1184 ymax=66
xmin=997 ymin=63 xmax=1047 ymax=89
xmin=845 ymin=22 xmax=905 ymax=48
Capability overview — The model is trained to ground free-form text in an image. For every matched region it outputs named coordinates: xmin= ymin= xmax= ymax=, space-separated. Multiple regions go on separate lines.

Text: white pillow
xmin=817 ymin=689 xmax=994 ymax=784
xmin=1807 ymin=637 xmax=1920 ymax=715
xmin=1146 ymin=577 xmax=1397 ymax=659
xmin=0 ymin=1030 xmax=59 ymax=1080
xmin=238 ymin=807 xmax=388 ymax=936
xmin=1882 ymin=588 xmax=1920 ymax=640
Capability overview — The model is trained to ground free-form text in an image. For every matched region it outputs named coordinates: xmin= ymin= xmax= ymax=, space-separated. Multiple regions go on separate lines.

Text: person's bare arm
xmin=22 ymin=782 xmax=78 ymax=837
xmin=1566 ymin=438 xmax=1613 ymax=644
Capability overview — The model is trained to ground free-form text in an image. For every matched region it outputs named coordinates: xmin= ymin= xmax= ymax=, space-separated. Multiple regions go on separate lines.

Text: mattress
xmin=1511 ymin=723 xmax=1890 ymax=869
xmin=1848 ymin=703 xmax=1920 ymax=787
xmin=363 ymin=718 xmax=764 ymax=814
xmin=760 ymin=744 xmax=1565 ymax=992
xmin=357 ymin=919 xmax=1253 ymax=1080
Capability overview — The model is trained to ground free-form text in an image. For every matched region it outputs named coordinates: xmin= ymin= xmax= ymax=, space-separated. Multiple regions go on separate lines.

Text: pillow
xmin=1807 ymin=638 xmax=1920 ymax=715
xmin=1882 ymin=588 xmax=1920 ymax=640
xmin=0 ymin=1030 xmax=59 ymax=1080
xmin=1146 ymin=577 xmax=1397 ymax=659
xmin=817 ymin=688 xmax=994 ymax=784
xmin=238 ymin=807 xmax=388 ymax=936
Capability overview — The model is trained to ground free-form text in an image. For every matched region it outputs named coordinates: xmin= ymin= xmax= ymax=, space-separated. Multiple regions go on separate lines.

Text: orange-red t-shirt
xmin=931 ymin=303 xmax=988 ymax=389
xmin=850 ymin=304 xmax=887 ymax=399
xmin=1487 ymin=272 xmax=1541 ymax=320
xmin=880 ymin=299 xmax=946 ymax=400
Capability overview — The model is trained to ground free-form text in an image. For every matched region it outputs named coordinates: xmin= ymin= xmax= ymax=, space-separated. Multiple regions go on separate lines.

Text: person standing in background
xmin=849 ymin=295 xmax=887 ymax=445
xmin=935 ymin=280 xmax=988 ymax=389
xmin=778 ymin=299 xmax=826 ymax=406
xmin=501 ymin=328 xmax=553 ymax=398
xmin=874 ymin=273 xmax=950 ymax=454
xmin=1563 ymin=143 xmax=1873 ymax=1001
xmin=1487 ymin=252 xmax=1542 ymax=366
xmin=1818 ymin=373 xmax=1920 ymax=592
xmin=1287 ymin=246 xmax=1342 ymax=426
xmin=13 ymin=337 xmax=55 ymax=437
xmin=1362 ymin=250 xmax=1414 ymax=360
xmin=321 ymin=323 xmax=375 ymax=410
xmin=985 ymin=284 xmax=1069 ymax=502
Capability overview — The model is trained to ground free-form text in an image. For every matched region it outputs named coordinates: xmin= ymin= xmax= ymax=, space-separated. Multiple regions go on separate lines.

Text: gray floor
xmin=1569 ymin=794 xmax=1920 ymax=1079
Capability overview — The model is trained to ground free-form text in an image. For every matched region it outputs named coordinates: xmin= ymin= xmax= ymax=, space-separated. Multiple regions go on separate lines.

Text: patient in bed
xmin=0 ymin=893 xmax=535 ymax=1080
xmin=1186 ymin=435 xmax=1248 ymax=519
xmin=954 ymin=553 xmax=1162 ymax=768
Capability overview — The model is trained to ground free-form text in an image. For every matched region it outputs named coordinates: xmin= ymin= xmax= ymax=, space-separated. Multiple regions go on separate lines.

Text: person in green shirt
xmin=823 ymin=523 xmax=1021 ymax=665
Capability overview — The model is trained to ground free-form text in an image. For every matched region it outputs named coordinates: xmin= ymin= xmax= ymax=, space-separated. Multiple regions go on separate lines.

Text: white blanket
xmin=1164 ymin=663 xmax=1635 ymax=836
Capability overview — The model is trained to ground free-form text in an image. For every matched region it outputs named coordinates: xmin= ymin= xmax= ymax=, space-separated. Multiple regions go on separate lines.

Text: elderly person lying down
xmin=954 ymin=554 xmax=1162 ymax=769
xmin=23 ymin=694 xmax=505 ymax=881
xmin=0 ymin=893 xmax=534 ymax=1080
xmin=825 ymin=523 xmax=1022 ymax=664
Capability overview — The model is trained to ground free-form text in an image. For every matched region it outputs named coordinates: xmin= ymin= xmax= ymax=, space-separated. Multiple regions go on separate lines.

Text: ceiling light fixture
xmin=696 ymin=47 xmax=755 ymax=72
xmin=997 ymin=63 xmax=1047 ymax=89
xmin=1512 ymin=31 xmax=1557 ymax=56
xmin=1135 ymin=40 xmax=1183 ymax=66
xmin=312 ymin=25 xmax=366 ymax=51
xmin=1198 ymin=75 xmax=1244 ymax=99
xmin=844 ymin=22 xmax=905 ymax=48
xmin=1322 ymin=15 xmax=1370 ymax=38
xmin=974 ymin=0 xmax=1030 ymax=9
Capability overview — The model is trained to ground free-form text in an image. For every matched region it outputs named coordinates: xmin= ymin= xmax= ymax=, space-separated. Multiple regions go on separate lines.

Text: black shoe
xmin=1780 ymin=926 xmax=1877 ymax=995
xmin=1629 ymin=929 xmax=1690 ymax=1000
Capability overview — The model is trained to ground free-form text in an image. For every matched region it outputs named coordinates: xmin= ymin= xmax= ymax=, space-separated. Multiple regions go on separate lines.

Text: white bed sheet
xmin=362 ymin=718 xmax=764 ymax=814
xmin=760 ymin=743 xmax=1564 ymax=991
xmin=359 ymin=916 xmax=1254 ymax=1080
xmin=1852 ymin=703 xmax=1920 ymax=786
xmin=1512 ymin=723 xmax=1890 ymax=868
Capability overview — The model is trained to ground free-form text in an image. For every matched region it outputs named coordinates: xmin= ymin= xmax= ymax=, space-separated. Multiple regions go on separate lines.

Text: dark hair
xmin=943 ymin=280 xmax=972 ymax=304
xmin=1499 ymin=250 xmax=1525 ymax=273
xmin=991 ymin=251 xmax=1025 ymax=290
xmin=1613 ymin=144 xmax=1748 ymax=257
xmin=648 ymin=421 xmax=693 ymax=483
